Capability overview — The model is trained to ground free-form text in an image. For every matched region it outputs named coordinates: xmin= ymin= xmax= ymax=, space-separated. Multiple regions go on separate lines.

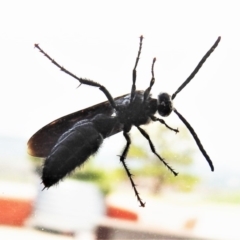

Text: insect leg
xmin=34 ymin=44 xmax=116 ymax=109
xmin=119 ymin=131 xmax=145 ymax=207
xmin=144 ymin=58 xmax=156 ymax=102
xmin=130 ymin=36 xmax=144 ymax=103
xmin=150 ymin=115 xmax=179 ymax=133
xmin=136 ymin=126 xmax=178 ymax=176
xmin=174 ymin=108 xmax=214 ymax=171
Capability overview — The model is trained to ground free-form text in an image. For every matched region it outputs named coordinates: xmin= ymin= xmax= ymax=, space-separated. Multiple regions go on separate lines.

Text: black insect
xmin=28 ymin=36 xmax=220 ymax=207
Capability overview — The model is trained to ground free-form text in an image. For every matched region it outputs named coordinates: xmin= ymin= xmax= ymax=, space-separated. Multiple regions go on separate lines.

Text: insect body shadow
xmin=28 ymin=36 xmax=220 ymax=207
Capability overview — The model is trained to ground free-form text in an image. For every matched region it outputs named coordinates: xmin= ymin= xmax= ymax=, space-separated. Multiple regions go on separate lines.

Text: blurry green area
xmin=126 ymin=124 xmax=199 ymax=193
xmin=207 ymin=192 xmax=240 ymax=204
xmin=30 ymin=124 xmax=200 ymax=196
xmin=71 ymin=161 xmax=125 ymax=195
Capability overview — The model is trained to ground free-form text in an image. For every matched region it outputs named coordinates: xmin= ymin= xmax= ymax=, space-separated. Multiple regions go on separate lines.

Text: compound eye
xmin=157 ymin=93 xmax=173 ymax=117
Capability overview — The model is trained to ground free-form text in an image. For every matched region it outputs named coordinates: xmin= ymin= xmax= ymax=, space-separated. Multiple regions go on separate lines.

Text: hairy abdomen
xmin=42 ymin=121 xmax=103 ymax=187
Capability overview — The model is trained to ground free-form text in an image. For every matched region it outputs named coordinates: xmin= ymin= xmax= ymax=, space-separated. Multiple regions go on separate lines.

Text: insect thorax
xmin=116 ymin=93 xmax=157 ymax=127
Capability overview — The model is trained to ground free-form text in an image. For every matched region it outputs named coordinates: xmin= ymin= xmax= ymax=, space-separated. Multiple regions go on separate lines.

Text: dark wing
xmin=27 ymin=93 xmax=131 ymax=158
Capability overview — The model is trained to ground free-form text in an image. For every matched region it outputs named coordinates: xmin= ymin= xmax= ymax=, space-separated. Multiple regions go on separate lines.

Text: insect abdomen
xmin=42 ymin=121 xmax=103 ymax=187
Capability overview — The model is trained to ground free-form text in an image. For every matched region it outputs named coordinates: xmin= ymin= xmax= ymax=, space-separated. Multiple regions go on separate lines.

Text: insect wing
xmin=28 ymin=93 xmax=130 ymax=158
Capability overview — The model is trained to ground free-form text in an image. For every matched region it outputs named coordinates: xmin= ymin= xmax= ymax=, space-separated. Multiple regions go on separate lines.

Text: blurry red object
xmin=0 ymin=198 xmax=32 ymax=226
xmin=107 ymin=205 xmax=138 ymax=221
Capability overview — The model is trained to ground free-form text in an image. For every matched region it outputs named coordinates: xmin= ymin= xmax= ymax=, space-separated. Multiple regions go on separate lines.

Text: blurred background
xmin=1 ymin=1 xmax=240 ymax=239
